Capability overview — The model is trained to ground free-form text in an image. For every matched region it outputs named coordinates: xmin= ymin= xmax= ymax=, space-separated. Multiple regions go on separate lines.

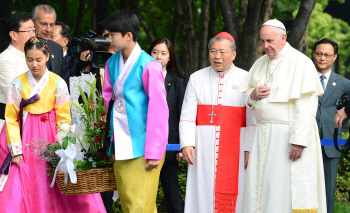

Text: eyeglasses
xmin=15 ymin=30 xmax=37 ymax=35
xmin=209 ymin=50 xmax=233 ymax=56
xmin=314 ymin=52 xmax=335 ymax=58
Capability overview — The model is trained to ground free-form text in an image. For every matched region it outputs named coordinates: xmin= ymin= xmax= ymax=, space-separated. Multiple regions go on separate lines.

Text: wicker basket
xmin=56 ymin=167 xmax=117 ymax=195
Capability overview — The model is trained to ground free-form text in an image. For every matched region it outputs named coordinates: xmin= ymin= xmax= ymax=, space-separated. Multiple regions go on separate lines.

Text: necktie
xmin=319 ymin=75 xmax=326 ymax=102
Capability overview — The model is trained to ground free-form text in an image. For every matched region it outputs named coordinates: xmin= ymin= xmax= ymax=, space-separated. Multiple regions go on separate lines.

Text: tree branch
xmin=227 ymin=0 xmax=242 ymax=39
xmin=208 ymin=0 xmax=217 ymax=40
xmin=287 ymin=0 xmax=316 ymax=49
xmin=217 ymin=0 xmax=238 ymax=41
xmin=239 ymin=0 xmax=247 ymax=22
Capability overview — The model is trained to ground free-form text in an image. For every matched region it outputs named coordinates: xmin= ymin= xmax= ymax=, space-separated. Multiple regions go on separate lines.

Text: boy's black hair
xmin=5 ymin=12 xmax=33 ymax=42
xmin=104 ymin=10 xmax=140 ymax=42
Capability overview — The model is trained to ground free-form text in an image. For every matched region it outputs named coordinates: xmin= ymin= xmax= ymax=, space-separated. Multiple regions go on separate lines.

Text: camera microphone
xmin=87 ymin=39 xmax=98 ymax=51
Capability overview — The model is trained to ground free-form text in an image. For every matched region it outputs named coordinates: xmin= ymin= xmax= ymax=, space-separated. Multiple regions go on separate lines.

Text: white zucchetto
xmin=262 ymin=19 xmax=286 ymax=31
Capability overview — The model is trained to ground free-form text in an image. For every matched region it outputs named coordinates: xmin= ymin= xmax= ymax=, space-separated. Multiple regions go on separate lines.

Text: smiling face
xmin=260 ymin=26 xmax=287 ymax=58
xmin=313 ymin=43 xmax=337 ymax=74
xmin=209 ymin=39 xmax=236 ymax=72
xmin=26 ymin=48 xmax=49 ymax=80
xmin=151 ymin=43 xmax=170 ymax=72
xmin=35 ymin=9 xmax=55 ymax=40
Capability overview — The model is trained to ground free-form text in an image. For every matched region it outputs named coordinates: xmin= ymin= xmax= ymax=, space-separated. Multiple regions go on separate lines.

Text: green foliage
xmin=334 ymin=200 xmax=350 ymax=212
xmin=304 ymin=3 xmax=350 ymax=77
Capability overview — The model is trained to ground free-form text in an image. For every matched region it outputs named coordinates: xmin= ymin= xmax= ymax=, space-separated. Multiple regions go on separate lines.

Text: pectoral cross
xmin=209 ymin=107 xmax=216 ymax=124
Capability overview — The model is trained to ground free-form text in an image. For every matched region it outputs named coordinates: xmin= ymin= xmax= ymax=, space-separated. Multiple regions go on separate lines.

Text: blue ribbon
xmin=165 ymin=139 xmax=348 ymax=151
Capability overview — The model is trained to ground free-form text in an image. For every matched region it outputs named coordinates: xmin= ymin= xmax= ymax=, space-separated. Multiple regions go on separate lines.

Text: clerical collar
xmin=63 ymin=50 xmax=67 ymax=57
xmin=272 ymin=42 xmax=290 ymax=60
xmin=211 ymin=63 xmax=234 ymax=77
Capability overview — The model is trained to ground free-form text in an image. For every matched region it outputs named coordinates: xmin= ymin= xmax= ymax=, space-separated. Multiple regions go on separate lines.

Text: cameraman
xmin=79 ymin=21 xmax=116 ymax=92
xmin=51 ymin=21 xmax=79 ymax=91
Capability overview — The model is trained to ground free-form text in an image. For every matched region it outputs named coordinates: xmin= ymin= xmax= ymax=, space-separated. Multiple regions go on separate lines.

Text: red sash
xmin=196 ymin=105 xmax=246 ymax=212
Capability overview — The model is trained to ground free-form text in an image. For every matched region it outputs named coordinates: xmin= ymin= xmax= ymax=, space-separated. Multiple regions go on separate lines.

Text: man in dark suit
xmin=51 ymin=21 xmax=80 ymax=92
xmin=314 ymin=38 xmax=350 ymax=213
xmin=32 ymin=4 xmax=63 ymax=78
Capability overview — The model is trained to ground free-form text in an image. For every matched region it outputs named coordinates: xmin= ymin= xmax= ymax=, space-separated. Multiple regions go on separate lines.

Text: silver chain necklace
xmin=264 ymin=46 xmax=290 ymax=86
xmin=208 ymin=65 xmax=236 ymax=123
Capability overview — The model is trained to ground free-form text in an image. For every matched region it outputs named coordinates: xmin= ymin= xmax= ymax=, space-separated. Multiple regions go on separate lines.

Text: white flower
xmin=56 ymin=131 xmax=66 ymax=145
xmin=61 ymin=123 xmax=71 ymax=133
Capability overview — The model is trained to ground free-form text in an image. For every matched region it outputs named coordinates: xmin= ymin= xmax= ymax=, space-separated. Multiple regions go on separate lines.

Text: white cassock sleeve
xmin=289 ymin=95 xmax=318 ymax=147
xmin=244 ymin=105 xmax=256 ymax=152
xmin=179 ymin=75 xmax=198 ymax=149
xmin=0 ymin=56 xmax=18 ymax=99
xmin=245 ymin=88 xmax=256 ymax=109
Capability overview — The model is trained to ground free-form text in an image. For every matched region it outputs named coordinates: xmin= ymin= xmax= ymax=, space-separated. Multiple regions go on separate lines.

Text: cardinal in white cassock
xmin=180 ymin=32 xmax=256 ymax=213
xmin=239 ymin=19 xmax=327 ymax=213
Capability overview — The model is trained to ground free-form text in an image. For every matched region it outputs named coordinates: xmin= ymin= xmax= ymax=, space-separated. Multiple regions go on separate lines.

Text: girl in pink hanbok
xmin=0 ymin=37 xmax=106 ymax=213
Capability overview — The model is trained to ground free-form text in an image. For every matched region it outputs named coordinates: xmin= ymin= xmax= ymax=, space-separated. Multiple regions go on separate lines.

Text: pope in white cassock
xmin=239 ymin=19 xmax=327 ymax=213
xmin=180 ymin=32 xmax=256 ymax=213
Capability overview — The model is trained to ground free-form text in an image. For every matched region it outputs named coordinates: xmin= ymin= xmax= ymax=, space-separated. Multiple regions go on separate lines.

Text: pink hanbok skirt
xmin=0 ymin=110 xmax=106 ymax=213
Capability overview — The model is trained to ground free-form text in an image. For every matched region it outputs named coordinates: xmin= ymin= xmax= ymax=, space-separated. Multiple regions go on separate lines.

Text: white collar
xmin=272 ymin=42 xmax=290 ymax=59
xmin=63 ymin=50 xmax=67 ymax=57
xmin=163 ymin=70 xmax=167 ymax=78
xmin=8 ymin=44 xmax=25 ymax=58
xmin=119 ymin=42 xmax=142 ymax=70
xmin=28 ymin=68 xmax=50 ymax=97
xmin=317 ymin=70 xmax=331 ymax=79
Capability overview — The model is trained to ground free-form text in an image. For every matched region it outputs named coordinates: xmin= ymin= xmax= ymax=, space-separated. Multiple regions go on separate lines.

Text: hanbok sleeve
xmin=142 ymin=60 xmax=169 ymax=160
xmin=179 ymin=74 xmax=198 ymax=149
xmin=5 ymin=78 xmax=22 ymax=156
xmin=54 ymin=78 xmax=71 ymax=128
xmin=289 ymin=95 xmax=318 ymax=147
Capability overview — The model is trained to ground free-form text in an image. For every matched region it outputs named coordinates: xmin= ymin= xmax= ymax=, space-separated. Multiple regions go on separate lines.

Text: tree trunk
xmin=74 ymin=0 xmax=86 ymax=37
xmin=208 ymin=0 xmax=217 ymax=40
xmin=95 ymin=0 xmax=109 ymax=27
xmin=130 ymin=0 xmax=155 ymax=44
xmin=60 ymin=0 xmax=70 ymax=26
xmin=239 ymin=0 xmax=247 ymax=23
xmin=255 ymin=0 xmax=275 ymax=60
xmin=179 ymin=0 xmax=197 ymax=80
xmin=227 ymin=0 xmax=242 ymax=39
xmin=235 ymin=0 xmax=264 ymax=71
xmin=0 ymin=0 xmax=12 ymax=52
xmin=287 ymin=0 xmax=317 ymax=49
xmin=297 ymin=18 xmax=311 ymax=54
xmin=217 ymin=0 xmax=238 ymax=42
xmin=91 ymin=0 xmax=97 ymax=31
xmin=198 ymin=0 xmax=210 ymax=69
xmin=120 ymin=0 xmax=130 ymax=11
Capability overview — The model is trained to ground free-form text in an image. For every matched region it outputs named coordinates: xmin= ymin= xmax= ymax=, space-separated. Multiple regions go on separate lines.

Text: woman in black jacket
xmin=148 ymin=38 xmax=186 ymax=213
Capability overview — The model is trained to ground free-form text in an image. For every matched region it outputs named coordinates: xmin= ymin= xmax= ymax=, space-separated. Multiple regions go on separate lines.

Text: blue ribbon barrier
xmin=166 ymin=144 xmax=181 ymax=151
xmin=166 ymin=140 xmax=348 ymax=151
xmin=321 ymin=139 xmax=347 ymax=146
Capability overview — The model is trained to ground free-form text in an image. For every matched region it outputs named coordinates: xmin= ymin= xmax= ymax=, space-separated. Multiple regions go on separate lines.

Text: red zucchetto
xmin=214 ymin=32 xmax=236 ymax=45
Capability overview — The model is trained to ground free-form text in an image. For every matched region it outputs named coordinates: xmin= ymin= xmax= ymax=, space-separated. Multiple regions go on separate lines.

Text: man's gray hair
xmin=208 ymin=37 xmax=236 ymax=51
xmin=32 ymin=4 xmax=56 ymax=23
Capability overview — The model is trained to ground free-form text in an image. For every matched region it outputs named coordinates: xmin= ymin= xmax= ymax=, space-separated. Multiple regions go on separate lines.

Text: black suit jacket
xmin=46 ymin=40 xmax=63 ymax=78
xmin=165 ymin=73 xmax=186 ymax=161
xmin=316 ymin=71 xmax=350 ymax=158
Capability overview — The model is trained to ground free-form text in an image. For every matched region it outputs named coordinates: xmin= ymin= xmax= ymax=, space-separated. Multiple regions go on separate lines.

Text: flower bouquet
xmin=31 ymin=79 xmax=116 ymax=195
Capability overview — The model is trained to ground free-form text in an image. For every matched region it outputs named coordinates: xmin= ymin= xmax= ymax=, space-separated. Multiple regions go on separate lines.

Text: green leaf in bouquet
xmin=74 ymin=160 xmax=93 ymax=170
xmin=68 ymin=136 xmax=76 ymax=144
xmin=86 ymin=79 xmax=97 ymax=101
xmin=78 ymin=85 xmax=88 ymax=106
xmin=96 ymin=160 xmax=112 ymax=168
xmin=72 ymin=101 xmax=84 ymax=112
xmin=62 ymin=137 xmax=68 ymax=149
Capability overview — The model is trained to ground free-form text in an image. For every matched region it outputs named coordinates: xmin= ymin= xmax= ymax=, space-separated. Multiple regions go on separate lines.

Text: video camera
xmin=70 ymin=30 xmax=112 ymax=69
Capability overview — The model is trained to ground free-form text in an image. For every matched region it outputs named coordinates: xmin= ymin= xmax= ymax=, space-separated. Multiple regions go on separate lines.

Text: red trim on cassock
xmin=196 ymin=105 xmax=246 ymax=212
